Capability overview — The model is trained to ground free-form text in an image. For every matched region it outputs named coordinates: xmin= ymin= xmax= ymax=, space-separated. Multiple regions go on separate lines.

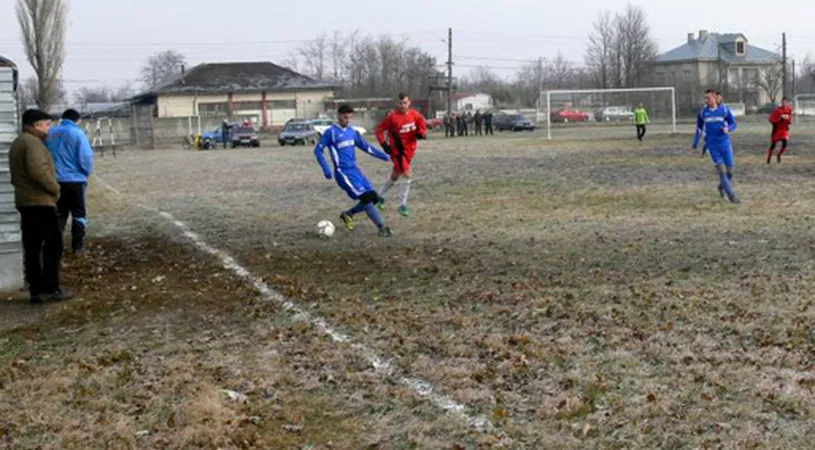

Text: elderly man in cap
xmin=9 ymin=109 xmax=74 ymax=303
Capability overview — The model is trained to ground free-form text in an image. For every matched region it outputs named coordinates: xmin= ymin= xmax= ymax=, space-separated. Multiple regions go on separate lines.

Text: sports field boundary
xmin=93 ymin=175 xmax=499 ymax=437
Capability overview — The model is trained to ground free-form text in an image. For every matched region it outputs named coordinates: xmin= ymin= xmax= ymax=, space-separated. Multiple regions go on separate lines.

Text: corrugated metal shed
xmin=0 ymin=55 xmax=23 ymax=291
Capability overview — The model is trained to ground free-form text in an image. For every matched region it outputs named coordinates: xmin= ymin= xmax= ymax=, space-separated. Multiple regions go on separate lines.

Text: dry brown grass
xmin=3 ymin=123 xmax=815 ymax=448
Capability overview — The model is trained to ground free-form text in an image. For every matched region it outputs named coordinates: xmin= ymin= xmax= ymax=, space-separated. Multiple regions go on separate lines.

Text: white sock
xmin=380 ymin=179 xmax=395 ymax=197
xmin=400 ymin=179 xmax=412 ymax=207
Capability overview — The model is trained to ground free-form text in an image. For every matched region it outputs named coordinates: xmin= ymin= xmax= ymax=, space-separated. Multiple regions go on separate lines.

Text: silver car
xmin=594 ymin=106 xmax=634 ymax=122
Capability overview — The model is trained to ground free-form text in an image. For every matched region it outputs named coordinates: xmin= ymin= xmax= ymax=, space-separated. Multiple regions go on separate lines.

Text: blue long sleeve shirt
xmin=692 ymin=105 xmax=737 ymax=149
xmin=46 ymin=119 xmax=95 ymax=183
xmin=314 ymin=124 xmax=390 ymax=178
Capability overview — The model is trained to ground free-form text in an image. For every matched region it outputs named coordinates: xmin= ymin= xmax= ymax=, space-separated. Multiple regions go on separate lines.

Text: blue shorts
xmin=707 ymin=144 xmax=734 ymax=168
xmin=335 ymin=168 xmax=373 ymax=200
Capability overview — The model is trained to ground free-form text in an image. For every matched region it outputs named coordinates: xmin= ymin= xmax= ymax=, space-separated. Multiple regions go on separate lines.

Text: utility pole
xmin=782 ymin=32 xmax=787 ymax=99
xmin=446 ymin=27 xmax=453 ymax=116
xmin=536 ymin=57 xmax=543 ymax=121
xmin=792 ymin=59 xmax=796 ymax=99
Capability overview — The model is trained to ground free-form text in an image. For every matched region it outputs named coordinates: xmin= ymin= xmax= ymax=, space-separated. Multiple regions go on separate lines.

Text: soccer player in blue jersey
xmin=314 ymin=104 xmax=393 ymax=237
xmin=692 ymin=89 xmax=740 ymax=204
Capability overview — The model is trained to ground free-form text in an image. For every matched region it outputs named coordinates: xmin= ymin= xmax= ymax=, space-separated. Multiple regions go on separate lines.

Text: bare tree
xmin=546 ymin=52 xmax=574 ymax=88
xmin=113 ymin=83 xmax=136 ymax=101
xmin=295 ymin=35 xmax=328 ymax=80
xmin=74 ymin=87 xmax=114 ymax=106
xmin=140 ymin=50 xmax=187 ymax=88
xmin=755 ymin=65 xmax=784 ymax=103
xmin=615 ymin=5 xmax=658 ymax=88
xmin=585 ymin=11 xmax=615 ymax=89
xmin=18 ymin=75 xmax=64 ymax=110
xmin=16 ymin=0 xmax=68 ymax=111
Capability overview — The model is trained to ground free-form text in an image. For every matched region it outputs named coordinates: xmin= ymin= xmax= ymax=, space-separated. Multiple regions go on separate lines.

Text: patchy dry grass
xmin=3 ymin=124 xmax=815 ymax=448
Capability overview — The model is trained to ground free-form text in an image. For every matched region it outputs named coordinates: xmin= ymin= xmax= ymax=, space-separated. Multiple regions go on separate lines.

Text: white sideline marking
xmin=95 ymin=176 xmax=493 ymax=433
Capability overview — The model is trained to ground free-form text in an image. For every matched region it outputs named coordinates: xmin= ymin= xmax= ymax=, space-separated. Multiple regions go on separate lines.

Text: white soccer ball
xmin=315 ymin=220 xmax=336 ymax=238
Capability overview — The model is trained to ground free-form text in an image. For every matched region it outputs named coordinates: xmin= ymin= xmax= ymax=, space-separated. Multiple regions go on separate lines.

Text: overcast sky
xmin=2 ymin=0 xmax=815 ymax=96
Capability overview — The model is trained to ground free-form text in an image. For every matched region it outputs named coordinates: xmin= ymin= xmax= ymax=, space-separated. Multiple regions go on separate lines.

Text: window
xmin=728 ymin=69 xmax=740 ymax=86
xmin=744 ymin=69 xmax=759 ymax=85
xmin=683 ymin=69 xmax=692 ymax=81
xmin=736 ymin=41 xmax=745 ymax=55
xmin=199 ymin=102 xmax=228 ymax=113
xmin=268 ymin=100 xmax=296 ymax=109
xmin=233 ymin=101 xmax=262 ymax=111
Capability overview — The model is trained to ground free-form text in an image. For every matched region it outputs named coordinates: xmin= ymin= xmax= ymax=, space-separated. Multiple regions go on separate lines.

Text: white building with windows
xmin=454 ymin=92 xmax=492 ymax=112
xmin=652 ymin=30 xmax=781 ymax=113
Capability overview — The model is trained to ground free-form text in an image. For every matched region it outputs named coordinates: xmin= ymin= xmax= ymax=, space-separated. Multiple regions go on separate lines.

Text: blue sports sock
xmin=347 ymin=202 xmax=366 ymax=216
xmin=363 ymin=203 xmax=385 ymax=228
xmin=719 ymin=170 xmax=735 ymax=198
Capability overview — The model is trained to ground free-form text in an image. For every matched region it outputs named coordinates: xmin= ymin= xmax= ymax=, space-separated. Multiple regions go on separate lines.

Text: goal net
xmin=539 ymin=87 xmax=677 ymax=140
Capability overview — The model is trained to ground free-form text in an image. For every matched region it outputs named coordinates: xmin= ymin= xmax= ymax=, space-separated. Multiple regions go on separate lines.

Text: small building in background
xmin=131 ymin=62 xmax=339 ymax=130
xmin=0 ymin=55 xmax=23 ymax=291
xmin=454 ymin=92 xmax=492 ymax=112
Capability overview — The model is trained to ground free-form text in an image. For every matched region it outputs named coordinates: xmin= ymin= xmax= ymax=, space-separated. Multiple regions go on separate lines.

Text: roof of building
xmin=134 ymin=62 xmax=339 ymax=99
xmin=454 ymin=91 xmax=489 ymax=100
xmin=0 ymin=55 xmax=17 ymax=70
xmin=656 ymin=32 xmax=779 ymax=64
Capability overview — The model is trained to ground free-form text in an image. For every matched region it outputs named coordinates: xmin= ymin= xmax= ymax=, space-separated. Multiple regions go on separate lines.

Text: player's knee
xmin=359 ymin=191 xmax=379 ymax=205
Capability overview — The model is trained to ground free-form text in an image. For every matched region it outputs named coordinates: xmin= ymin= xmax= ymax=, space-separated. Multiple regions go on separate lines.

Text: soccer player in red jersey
xmin=766 ymin=97 xmax=793 ymax=164
xmin=374 ymin=92 xmax=427 ymax=217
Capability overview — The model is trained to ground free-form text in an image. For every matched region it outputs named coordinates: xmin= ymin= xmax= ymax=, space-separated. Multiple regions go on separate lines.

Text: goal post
xmin=540 ymin=87 xmax=677 ymax=140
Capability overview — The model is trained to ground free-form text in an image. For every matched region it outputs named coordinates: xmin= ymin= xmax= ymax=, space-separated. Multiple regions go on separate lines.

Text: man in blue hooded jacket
xmin=47 ymin=109 xmax=94 ymax=255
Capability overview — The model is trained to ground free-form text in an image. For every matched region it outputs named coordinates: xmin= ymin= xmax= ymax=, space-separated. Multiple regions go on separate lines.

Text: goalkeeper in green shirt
xmin=634 ymin=103 xmax=649 ymax=141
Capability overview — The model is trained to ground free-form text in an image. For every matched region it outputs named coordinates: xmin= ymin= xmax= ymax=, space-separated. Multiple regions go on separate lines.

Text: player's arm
xmin=725 ymin=108 xmax=737 ymax=134
xmin=416 ymin=112 xmax=428 ymax=140
xmin=77 ymin=129 xmax=94 ymax=177
xmin=313 ymin=132 xmax=333 ymax=179
xmin=691 ymin=111 xmax=704 ymax=149
xmin=374 ymin=114 xmax=392 ymax=152
xmin=355 ymin=131 xmax=390 ymax=162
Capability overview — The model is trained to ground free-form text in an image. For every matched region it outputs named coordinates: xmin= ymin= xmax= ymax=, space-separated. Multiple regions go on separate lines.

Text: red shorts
xmin=392 ymin=152 xmax=415 ymax=174
xmin=771 ymin=133 xmax=789 ymax=143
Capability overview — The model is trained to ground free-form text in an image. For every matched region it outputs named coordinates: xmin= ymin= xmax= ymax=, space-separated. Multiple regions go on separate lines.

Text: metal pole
xmin=671 ymin=87 xmax=677 ymax=133
xmin=546 ymin=91 xmax=551 ymax=141
xmin=792 ymin=59 xmax=796 ymax=99
xmin=446 ymin=27 xmax=453 ymax=116
xmin=536 ymin=57 xmax=542 ymax=124
xmin=782 ymin=32 xmax=787 ymax=99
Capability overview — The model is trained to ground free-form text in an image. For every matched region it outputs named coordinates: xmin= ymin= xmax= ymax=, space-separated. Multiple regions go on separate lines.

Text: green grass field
xmin=2 ymin=124 xmax=815 ymax=449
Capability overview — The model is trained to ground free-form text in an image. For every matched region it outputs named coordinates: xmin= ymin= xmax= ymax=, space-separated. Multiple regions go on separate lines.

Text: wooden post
xmin=262 ymin=91 xmax=269 ymax=131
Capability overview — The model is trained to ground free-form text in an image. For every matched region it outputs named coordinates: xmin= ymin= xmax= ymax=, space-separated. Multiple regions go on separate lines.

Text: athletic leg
xmin=778 ymin=139 xmax=789 ymax=162
xmin=767 ymin=141 xmax=777 ymax=164
xmin=69 ymin=183 xmax=88 ymax=253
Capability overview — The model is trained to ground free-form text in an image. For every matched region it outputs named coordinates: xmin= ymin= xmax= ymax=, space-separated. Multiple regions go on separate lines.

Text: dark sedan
xmin=494 ymin=113 xmax=535 ymax=132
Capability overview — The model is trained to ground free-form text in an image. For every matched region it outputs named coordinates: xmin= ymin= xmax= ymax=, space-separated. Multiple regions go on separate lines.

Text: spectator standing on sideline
xmin=444 ymin=113 xmax=454 ymax=138
xmin=47 ymin=109 xmax=94 ymax=255
xmin=455 ymin=113 xmax=463 ymax=136
xmin=463 ymin=112 xmax=470 ymax=136
xmin=484 ymin=111 xmax=494 ymax=135
xmin=221 ymin=119 xmax=231 ymax=149
xmin=9 ymin=110 xmax=74 ymax=303
xmin=474 ymin=110 xmax=483 ymax=135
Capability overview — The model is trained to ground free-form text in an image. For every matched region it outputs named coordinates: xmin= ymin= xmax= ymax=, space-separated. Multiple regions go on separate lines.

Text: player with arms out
xmin=314 ymin=104 xmax=393 ymax=237
xmin=375 ymin=92 xmax=427 ymax=217
xmin=692 ymin=89 xmax=740 ymax=204
xmin=766 ymin=97 xmax=793 ymax=164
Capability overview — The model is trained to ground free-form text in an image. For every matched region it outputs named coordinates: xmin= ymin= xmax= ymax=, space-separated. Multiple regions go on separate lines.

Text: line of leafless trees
xmin=286 ymin=31 xmax=438 ymax=99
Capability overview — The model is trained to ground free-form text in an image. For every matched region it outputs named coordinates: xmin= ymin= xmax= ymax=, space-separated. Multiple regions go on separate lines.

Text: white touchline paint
xmin=94 ymin=176 xmax=495 ymax=434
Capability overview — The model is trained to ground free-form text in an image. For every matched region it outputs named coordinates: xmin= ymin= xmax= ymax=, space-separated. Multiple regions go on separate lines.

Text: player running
xmin=314 ymin=104 xmax=393 ymax=237
xmin=766 ymin=97 xmax=793 ymax=164
xmin=375 ymin=92 xmax=427 ymax=217
xmin=634 ymin=103 xmax=649 ymax=141
xmin=692 ymin=89 xmax=740 ymax=204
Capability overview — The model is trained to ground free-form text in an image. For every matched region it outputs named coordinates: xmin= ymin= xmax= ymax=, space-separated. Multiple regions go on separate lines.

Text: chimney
xmin=698 ymin=30 xmax=709 ymax=41
xmin=687 ymin=33 xmax=695 ymax=44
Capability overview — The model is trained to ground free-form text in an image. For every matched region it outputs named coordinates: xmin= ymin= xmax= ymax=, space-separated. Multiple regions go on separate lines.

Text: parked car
xmin=201 ymin=122 xmax=241 ymax=149
xmin=550 ymin=108 xmax=591 ymax=123
xmin=278 ymin=121 xmax=319 ymax=146
xmin=493 ymin=113 xmax=535 ymax=132
xmin=310 ymin=118 xmax=367 ymax=136
xmin=594 ymin=106 xmax=634 ymax=122
xmin=230 ymin=125 xmax=261 ymax=148
xmin=757 ymin=102 xmax=777 ymax=114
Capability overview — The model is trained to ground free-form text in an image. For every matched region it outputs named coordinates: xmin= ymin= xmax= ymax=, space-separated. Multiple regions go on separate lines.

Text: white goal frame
xmin=793 ymin=93 xmax=815 ymax=120
xmin=541 ymin=87 xmax=677 ymax=140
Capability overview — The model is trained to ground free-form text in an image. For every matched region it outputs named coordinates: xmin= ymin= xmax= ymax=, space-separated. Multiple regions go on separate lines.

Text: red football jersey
xmin=375 ymin=109 xmax=427 ymax=155
xmin=769 ymin=105 xmax=793 ymax=141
